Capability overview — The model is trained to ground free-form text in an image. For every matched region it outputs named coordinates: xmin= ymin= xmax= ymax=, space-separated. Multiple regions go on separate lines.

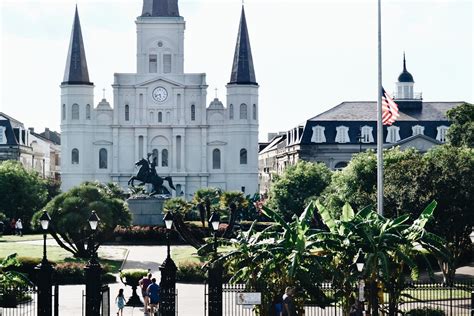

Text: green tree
xmin=446 ymin=102 xmax=474 ymax=147
xmin=219 ymin=191 xmax=249 ymax=237
xmin=267 ymin=161 xmax=332 ymax=220
xmin=0 ymin=161 xmax=48 ymax=229
xmin=192 ymin=187 xmax=221 ymax=227
xmin=31 ymin=183 xmax=131 ymax=258
xmin=322 ymin=146 xmax=473 ymax=284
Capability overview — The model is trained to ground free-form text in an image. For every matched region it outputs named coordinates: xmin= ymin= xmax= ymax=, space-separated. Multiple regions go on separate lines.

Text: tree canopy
xmin=446 ymin=102 xmax=474 ymax=147
xmin=31 ymin=183 xmax=131 ymax=258
xmin=267 ymin=161 xmax=332 ymax=220
xmin=0 ymin=160 xmax=48 ymax=228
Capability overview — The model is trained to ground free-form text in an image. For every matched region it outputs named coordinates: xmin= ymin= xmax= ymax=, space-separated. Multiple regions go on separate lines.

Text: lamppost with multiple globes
xmin=36 ymin=210 xmax=53 ymax=316
xmin=208 ymin=211 xmax=222 ymax=316
xmin=355 ymin=249 xmax=365 ymax=314
xmin=159 ymin=212 xmax=177 ymax=316
xmin=85 ymin=211 xmax=102 ymax=316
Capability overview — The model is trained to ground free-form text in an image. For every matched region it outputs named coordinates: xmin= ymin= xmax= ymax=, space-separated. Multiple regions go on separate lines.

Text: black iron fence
xmin=219 ymin=281 xmax=473 ymax=316
xmin=0 ymin=284 xmax=59 ymax=316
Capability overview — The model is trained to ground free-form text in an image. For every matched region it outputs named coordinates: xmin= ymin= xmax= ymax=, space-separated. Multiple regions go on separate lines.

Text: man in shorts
xmin=147 ymin=278 xmax=160 ymax=315
xmin=139 ymin=273 xmax=152 ymax=313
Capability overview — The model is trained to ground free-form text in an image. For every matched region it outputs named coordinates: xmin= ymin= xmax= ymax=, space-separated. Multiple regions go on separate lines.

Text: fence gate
xmin=0 ymin=284 xmax=59 ymax=316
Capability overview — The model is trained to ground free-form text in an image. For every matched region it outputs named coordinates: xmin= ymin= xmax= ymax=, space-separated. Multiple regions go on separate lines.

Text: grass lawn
xmin=171 ymin=245 xmax=234 ymax=266
xmin=0 ymin=234 xmax=46 ymax=242
xmin=0 ymin=239 xmax=126 ymax=273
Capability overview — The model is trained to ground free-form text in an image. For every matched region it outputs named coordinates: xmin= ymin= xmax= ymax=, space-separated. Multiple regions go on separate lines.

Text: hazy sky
xmin=1 ymin=0 xmax=472 ymax=141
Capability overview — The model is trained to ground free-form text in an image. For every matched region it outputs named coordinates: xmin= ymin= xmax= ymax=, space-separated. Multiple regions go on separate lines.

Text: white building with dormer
xmin=61 ymin=0 xmax=259 ymax=196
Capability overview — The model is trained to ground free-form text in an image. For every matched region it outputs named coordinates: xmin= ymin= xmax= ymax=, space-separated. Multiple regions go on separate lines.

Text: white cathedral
xmin=60 ymin=0 xmax=259 ymax=197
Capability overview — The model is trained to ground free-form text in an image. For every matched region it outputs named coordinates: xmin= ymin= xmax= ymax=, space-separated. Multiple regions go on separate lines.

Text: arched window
xmin=334 ymin=161 xmax=348 ymax=170
xmin=212 ymin=149 xmax=221 ymax=169
xmin=152 ymin=149 xmax=158 ymax=165
xmin=436 ymin=125 xmax=449 ymax=142
xmin=99 ymin=148 xmax=107 ymax=169
xmin=191 ymin=104 xmax=196 ymax=121
xmin=175 ymin=184 xmax=182 ymax=196
xmin=62 ymin=104 xmax=66 ymax=120
xmin=386 ymin=126 xmax=401 ymax=143
xmin=335 ymin=126 xmax=350 ymax=143
xmin=72 ymin=104 xmax=79 ymax=120
xmin=240 ymin=103 xmax=247 ymax=119
xmin=361 ymin=126 xmax=374 ymax=143
xmin=412 ymin=125 xmax=425 ymax=136
xmin=162 ymin=149 xmax=168 ymax=167
xmin=71 ymin=148 xmax=79 ymax=164
xmin=125 ymin=105 xmax=130 ymax=121
xmin=311 ymin=125 xmax=326 ymax=143
xmin=158 ymin=112 xmax=163 ymax=123
xmin=229 ymin=104 xmax=234 ymax=120
xmin=86 ymin=104 xmax=91 ymax=120
xmin=252 ymin=104 xmax=257 ymax=120
xmin=240 ymin=148 xmax=247 ymax=165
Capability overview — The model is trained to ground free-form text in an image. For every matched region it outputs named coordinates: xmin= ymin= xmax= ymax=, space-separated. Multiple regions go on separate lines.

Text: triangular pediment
xmin=207 ymin=140 xmax=227 ymax=146
xmin=136 ymin=77 xmax=185 ymax=88
xmin=387 ymin=134 xmax=440 ymax=152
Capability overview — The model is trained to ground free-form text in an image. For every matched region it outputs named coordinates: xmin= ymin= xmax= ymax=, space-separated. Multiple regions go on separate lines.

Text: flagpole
xmin=377 ymin=0 xmax=384 ymax=216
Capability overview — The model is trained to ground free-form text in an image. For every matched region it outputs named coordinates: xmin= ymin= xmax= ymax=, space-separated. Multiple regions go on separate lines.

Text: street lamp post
xmin=208 ymin=211 xmax=222 ymax=316
xmin=36 ymin=210 xmax=53 ymax=316
xmin=355 ymin=249 xmax=365 ymax=313
xmin=85 ymin=211 xmax=102 ymax=316
xmin=159 ymin=212 xmax=177 ymax=316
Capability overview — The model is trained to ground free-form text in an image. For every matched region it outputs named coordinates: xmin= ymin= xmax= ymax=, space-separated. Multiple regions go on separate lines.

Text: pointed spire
xmin=228 ymin=6 xmax=257 ymax=85
xmin=62 ymin=6 xmax=93 ymax=85
xmin=141 ymin=0 xmax=180 ymax=17
xmin=398 ymin=52 xmax=414 ymax=83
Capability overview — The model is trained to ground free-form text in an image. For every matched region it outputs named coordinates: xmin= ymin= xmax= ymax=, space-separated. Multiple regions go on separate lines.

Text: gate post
xmin=36 ymin=260 xmax=53 ymax=316
xmin=208 ymin=261 xmax=223 ymax=316
xmin=85 ymin=259 xmax=102 ymax=316
xmin=159 ymin=256 xmax=177 ymax=316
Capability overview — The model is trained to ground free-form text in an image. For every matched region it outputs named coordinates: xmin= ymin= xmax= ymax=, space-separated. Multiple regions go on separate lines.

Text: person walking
xmin=146 ymin=278 xmax=160 ymax=316
xmin=15 ymin=219 xmax=23 ymax=237
xmin=115 ymin=288 xmax=125 ymax=316
xmin=10 ymin=218 xmax=16 ymax=235
xmin=282 ymin=287 xmax=296 ymax=316
xmin=139 ymin=272 xmax=153 ymax=314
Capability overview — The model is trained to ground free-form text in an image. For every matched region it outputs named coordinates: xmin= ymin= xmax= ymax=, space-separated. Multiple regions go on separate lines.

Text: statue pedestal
xmin=126 ymin=196 xmax=169 ymax=226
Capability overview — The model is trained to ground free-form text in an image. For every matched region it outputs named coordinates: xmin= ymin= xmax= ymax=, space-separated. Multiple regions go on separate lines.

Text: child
xmin=116 ymin=288 xmax=125 ymax=316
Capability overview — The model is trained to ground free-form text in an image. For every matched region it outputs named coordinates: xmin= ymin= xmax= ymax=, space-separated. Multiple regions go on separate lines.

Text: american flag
xmin=381 ymin=87 xmax=400 ymax=126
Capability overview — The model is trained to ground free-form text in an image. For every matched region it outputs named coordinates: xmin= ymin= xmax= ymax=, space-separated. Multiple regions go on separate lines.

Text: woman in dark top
xmin=282 ymin=287 xmax=296 ymax=316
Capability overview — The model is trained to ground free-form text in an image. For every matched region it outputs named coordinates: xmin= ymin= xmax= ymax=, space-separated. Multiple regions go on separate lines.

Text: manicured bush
xmin=407 ymin=307 xmax=446 ymax=316
xmin=176 ymin=261 xmax=206 ymax=283
xmin=112 ymin=225 xmax=213 ymax=244
xmin=119 ymin=269 xmax=147 ymax=287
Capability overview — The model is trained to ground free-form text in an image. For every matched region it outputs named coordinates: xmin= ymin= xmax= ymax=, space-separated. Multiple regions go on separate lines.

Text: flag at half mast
xmin=381 ymin=87 xmax=400 ymax=125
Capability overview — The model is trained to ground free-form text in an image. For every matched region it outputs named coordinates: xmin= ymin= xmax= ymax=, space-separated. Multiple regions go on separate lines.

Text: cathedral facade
xmin=60 ymin=0 xmax=259 ymax=196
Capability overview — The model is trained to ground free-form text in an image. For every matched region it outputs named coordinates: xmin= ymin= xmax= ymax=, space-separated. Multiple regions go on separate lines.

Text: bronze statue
xmin=128 ymin=154 xmax=176 ymax=196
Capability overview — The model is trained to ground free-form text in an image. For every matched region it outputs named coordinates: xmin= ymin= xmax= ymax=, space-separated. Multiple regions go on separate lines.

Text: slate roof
xmin=259 ymin=134 xmax=286 ymax=154
xmin=62 ymin=6 xmax=92 ymax=85
xmin=141 ymin=0 xmax=180 ymax=17
xmin=309 ymin=101 xmax=463 ymax=122
xmin=228 ymin=6 xmax=257 ymax=86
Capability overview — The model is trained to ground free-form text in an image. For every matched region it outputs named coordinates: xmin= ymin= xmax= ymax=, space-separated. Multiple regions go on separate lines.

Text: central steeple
xmin=141 ymin=0 xmax=180 ymax=17
xmin=228 ymin=6 xmax=257 ymax=85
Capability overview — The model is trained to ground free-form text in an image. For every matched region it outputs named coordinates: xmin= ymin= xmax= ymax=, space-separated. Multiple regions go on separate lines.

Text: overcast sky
xmin=1 ymin=0 xmax=472 ymax=141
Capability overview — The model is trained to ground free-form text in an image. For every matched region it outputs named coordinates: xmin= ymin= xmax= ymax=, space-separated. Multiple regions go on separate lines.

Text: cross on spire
xmin=102 ymin=88 xmax=106 ymax=99
xmin=215 ymin=88 xmax=218 ymax=98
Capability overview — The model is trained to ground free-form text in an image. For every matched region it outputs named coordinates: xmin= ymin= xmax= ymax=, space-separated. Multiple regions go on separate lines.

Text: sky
xmin=1 ymin=0 xmax=472 ymax=141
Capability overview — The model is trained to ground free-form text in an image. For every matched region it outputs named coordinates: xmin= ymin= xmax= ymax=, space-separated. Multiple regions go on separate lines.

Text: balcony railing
xmin=393 ymin=92 xmax=423 ymax=100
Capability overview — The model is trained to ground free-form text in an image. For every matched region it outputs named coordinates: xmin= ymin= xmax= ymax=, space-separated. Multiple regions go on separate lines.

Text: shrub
xmin=112 ymin=226 xmax=181 ymax=243
xmin=176 ymin=262 xmax=206 ymax=283
xmin=407 ymin=307 xmax=446 ymax=316
xmin=119 ymin=269 xmax=147 ymax=287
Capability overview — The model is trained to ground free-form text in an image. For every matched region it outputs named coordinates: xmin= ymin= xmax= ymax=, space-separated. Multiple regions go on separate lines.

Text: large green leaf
xmin=341 ymin=203 xmax=355 ymax=222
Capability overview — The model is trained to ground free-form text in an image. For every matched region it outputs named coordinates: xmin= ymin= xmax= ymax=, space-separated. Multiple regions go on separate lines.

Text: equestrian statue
xmin=128 ymin=153 xmax=176 ymax=196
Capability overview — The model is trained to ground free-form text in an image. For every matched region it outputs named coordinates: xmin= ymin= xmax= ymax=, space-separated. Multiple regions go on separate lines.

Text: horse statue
xmin=128 ymin=155 xmax=176 ymax=196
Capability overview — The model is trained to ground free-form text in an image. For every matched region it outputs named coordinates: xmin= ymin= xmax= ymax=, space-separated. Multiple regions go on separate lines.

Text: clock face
xmin=152 ymin=87 xmax=168 ymax=102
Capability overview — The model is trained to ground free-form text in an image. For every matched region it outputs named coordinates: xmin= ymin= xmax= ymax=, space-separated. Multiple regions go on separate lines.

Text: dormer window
xmin=412 ymin=125 xmax=424 ymax=136
xmin=386 ymin=126 xmax=401 ymax=143
xmin=311 ymin=125 xmax=326 ymax=143
xmin=335 ymin=126 xmax=350 ymax=143
xmin=436 ymin=125 xmax=449 ymax=143
xmin=361 ymin=126 xmax=374 ymax=143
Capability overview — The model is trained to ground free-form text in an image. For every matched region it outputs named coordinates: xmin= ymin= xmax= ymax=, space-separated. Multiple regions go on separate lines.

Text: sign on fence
xmin=236 ymin=292 xmax=261 ymax=305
